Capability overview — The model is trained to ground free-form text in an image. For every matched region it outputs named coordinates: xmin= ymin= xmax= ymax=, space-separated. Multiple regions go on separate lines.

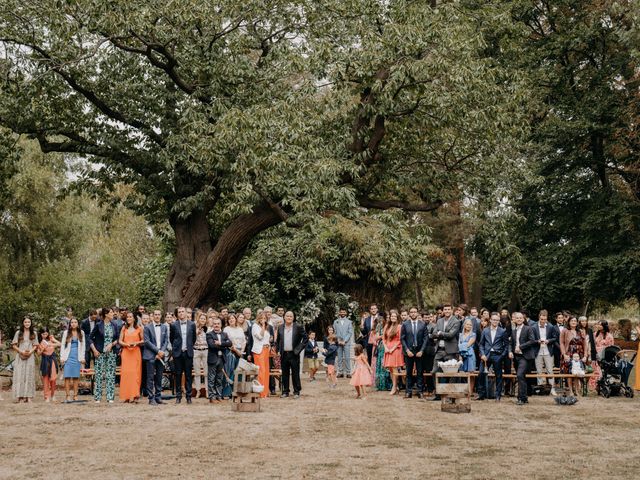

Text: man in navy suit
xmin=477 ymin=312 xmax=510 ymax=401
xmin=401 ymin=307 xmax=429 ymax=399
xmin=170 ymin=306 xmax=197 ymax=404
xmin=143 ymin=309 xmax=169 ymax=405
xmin=510 ymin=312 xmax=537 ymax=405
xmin=360 ymin=303 xmax=380 ymax=363
xmin=80 ymin=309 xmax=98 ymax=368
xmin=531 ymin=309 xmax=559 ymax=396
xmin=206 ymin=318 xmax=232 ymax=402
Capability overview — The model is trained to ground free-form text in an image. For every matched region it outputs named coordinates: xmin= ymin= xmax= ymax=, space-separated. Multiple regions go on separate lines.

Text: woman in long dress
xmin=11 ymin=316 xmax=39 ymax=402
xmin=251 ymin=312 xmax=271 ymax=398
xmin=383 ymin=310 xmax=404 ymax=395
xmin=118 ymin=312 xmax=143 ymax=403
xmin=373 ymin=313 xmax=392 ymax=391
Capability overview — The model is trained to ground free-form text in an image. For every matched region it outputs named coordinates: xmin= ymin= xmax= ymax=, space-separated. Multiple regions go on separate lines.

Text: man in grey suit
xmin=431 ymin=304 xmax=461 ymax=400
xmin=333 ymin=308 xmax=353 ymax=378
xmin=143 ymin=309 xmax=169 ymax=405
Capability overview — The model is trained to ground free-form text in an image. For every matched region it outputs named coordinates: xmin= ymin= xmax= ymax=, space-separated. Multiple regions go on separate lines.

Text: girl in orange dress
xmin=350 ymin=344 xmax=373 ymax=399
xmin=118 ymin=312 xmax=143 ymax=403
xmin=383 ymin=310 xmax=404 ymax=396
xmin=38 ymin=327 xmax=61 ymax=402
xmin=251 ymin=312 xmax=271 ymax=398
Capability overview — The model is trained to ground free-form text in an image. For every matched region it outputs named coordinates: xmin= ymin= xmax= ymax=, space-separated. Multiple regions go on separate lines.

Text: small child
xmin=350 ymin=344 xmax=373 ymax=399
xmin=322 ymin=334 xmax=338 ymax=388
xmin=38 ymin=327 xmax=60 ymax=402
xmin=571 ymin=353 xmax=586 ymax=376
xmin=305 ymin=331 xmax=320 ymax=381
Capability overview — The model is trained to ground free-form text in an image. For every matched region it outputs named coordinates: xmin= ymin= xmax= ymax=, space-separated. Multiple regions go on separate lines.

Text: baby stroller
xmin=596 ymin=345 xmax=635 ymax=398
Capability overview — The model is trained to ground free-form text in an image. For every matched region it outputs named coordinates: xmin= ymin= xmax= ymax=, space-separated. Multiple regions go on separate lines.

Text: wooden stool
xmin=436 ymin=372 xmax=471 ymax=413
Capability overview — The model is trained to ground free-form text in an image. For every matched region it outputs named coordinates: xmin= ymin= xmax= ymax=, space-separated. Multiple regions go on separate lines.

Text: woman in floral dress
xmin=11 ymin=316 xmax=39 ymax=402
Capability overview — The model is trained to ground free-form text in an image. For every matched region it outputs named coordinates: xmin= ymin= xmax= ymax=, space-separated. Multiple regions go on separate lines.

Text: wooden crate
xmin=231 ymin=391 xmax=261 ymax=412
xmin=436 ymin=372 xmax=471 ymax=414
xmin=234 ymin=371 xmax=258 ymax=394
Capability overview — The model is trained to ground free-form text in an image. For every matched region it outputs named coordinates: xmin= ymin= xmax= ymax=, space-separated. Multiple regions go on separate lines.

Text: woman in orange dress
xmin=251 ymin=312 xmax=271 ymax=398
xmin=118 ymin=312 xmax=143 ymax=403
xmin=383 ymin=310 xmax=404 ymax=396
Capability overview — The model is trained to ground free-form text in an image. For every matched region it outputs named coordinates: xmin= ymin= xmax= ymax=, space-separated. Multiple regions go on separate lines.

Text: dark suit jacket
xmin=89 ymin=320 xmax=121 ymax=354
xmin=431 ymin=316 xmax=461 ymax=355
xmin=206 ymin=330 xmax=232 ymax=364
xmin=81 ymin=317 xmax=96 ymax=352
xmin=479 ymin=327 xmax=510 ymax=358
xmin=510 ymin=324 xmax=537 ymax=360
xmin=361 ymin=315 xmax=377 ymax=342
xmin=170 ymin=320 xmax=197 ymax=358
xmin=400 ymin=319 xmax=429 ymax=354
xmin=424 ymin=323 xmax=436 ymax=355
xmin=143 ymin=322 xmax=169 ymax=362
xmin=531 ymin=323 xmax=559 ymax=358
xmin=277 ymin=323 xmax=308 ymax=356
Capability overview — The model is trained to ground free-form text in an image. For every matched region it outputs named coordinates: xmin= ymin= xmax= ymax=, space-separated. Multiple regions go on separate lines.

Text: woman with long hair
xmin=560 ymin=316 xmax=588 ymax=396
xmin=38 ymin=326 xmax=61 ymax=402
xmin=11 ymin=316 xmax=38 ymax=402
xmin=223 ymin=314 xmax=246 ymax=398
xmin=372 ymin=312 xmax=392 ymax=391
xmin=90 ymin=307 xmax=119 ymax=403
xmin=578 ymin=316 xmax=596 ymax=363
xmin=119 ymin=311 xmax=143 ymax=403
xmin=588 ymin=320 xmax=615 ymax=391
xmin=458 ymin=319 xmax=477 ymax=393
xmin=383 ymin=310 xmax=404 ymax=395
xmin=251 ymin=312 xmax=271 ymax=398
xmin=60 ymin=317 xmax=85 ymax=402
xmin=193 ymin=312 xmax=209 ymax=398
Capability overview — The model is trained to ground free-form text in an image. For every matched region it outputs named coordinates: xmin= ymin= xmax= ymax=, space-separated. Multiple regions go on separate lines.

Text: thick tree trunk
xmin=180 ymin=205 xmax=283 ymax=308
xmin=163 ymin=211 xmax=212 ymax=314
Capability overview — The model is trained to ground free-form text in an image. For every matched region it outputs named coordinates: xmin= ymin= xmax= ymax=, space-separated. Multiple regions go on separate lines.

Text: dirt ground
xmin=1 ymin=376 xmax=639 ymax=480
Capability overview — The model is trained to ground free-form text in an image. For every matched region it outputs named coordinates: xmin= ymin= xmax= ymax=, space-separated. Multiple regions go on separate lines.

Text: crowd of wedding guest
xmin=4 ymin=302 xmax=640 ymax=405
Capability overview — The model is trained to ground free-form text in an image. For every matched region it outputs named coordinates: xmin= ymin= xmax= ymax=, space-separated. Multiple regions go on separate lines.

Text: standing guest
xmin=193 ymin=312 xmax=209 ymax=399
xmin=170 ymin=306 xmax=196 ymax=404
xmin=59 ymin=306 xmax=74 ymax=337
xmin=90 ymin=307 xmax=120 ymax=403
xmin=578 ymin=316 xmax=596 ymax=363
xmin=634 ymin=323 xmax=640 ymax=391
xmin=236 ymin=312 xmax=251 ymax=360
xmin=532 ymin=310 xmax=559 ymax=396
xmin=134 ymin=305 xmax=146 ymax=324
xmin=333 ymin=308 xmax=354 ymax=378
xmin=61 ymin=317 xmax=85 ymax=402
xmin=401 ymin=307 xmax=429 ymax=399
xmin=38 ymin=327 xmax=60 ymax=402
xmin=277 ymin=311 xmax=308 ymax=399
xmin=510 ymin=312 xmax=536 ymax=406
xmin=206 ymin=318 xmax=232 ymax=403
xmin=458 ymin=320 xmax=477 ymax=379
xmin=560 ymin=316 xmax=588 ymax=396
xmin=186 ymin=307 xmax=193 ymax=321
xmin=143 ymin=309 xmax=169 ymax=405
xmin=322 ymin=335 xmax=338 ymax=388
xmin=499 ymin=308 xmax=513 ymax=396
xmin=11 ymin=317 xmax=38 ymax=403
xmin=350 ymin=344 xmax=373 ymax=398
xmin=252 ymin=312 xmax=271 ymax=398
xmin=430 ymin=304 xmax=461 ymax=400
xmin=361 ymin=304 xmax=380 ymax=363
xmin=263 ymin=306 xmax=278 ymax=396
xmin=383 ymin=310 xmax=404 ymax=395
xmin=223 ymin=314 xmax=246 ymax=397
xmin=139 ymin=313 xmax=150 ymax=398
xmin=588 ymin=320 xmax=615 ymax=391
xmin=206 ymin=311 xmax=217 ymax=330
xmin=480 ymin=308 xmax=490 ymax=326
xmin=118 ymin=311 xmax=143 ymax=403
xmin=372 ymin=312 xmax=391 ymax=391
xmin=477 ymin=312 xmax=510 ymax=402
xmin=305 ymin=331 xmax=320 ymax=381
xmin=219 ymin=307 xmax=229 ymax=326
xmin=422 ymin=311 xmax=437 ymax=395
xmin=81 ymin=309 xmax=98 ymax=368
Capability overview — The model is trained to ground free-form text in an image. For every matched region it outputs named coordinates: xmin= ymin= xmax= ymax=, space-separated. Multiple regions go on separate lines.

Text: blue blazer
xmin=400 ymin=320 xmax=429 ymax=354
xmin=143 ymin=323 xmax=169 ymax=362
xmin=89 ymin=320 xmax=121 ymax=354
xmin=170 ymin=320 xmax=197 ymax=358
xmin=531 ymin=322 xmax=559 ymax=357
xmin=479 ymin=326 xmax=510 ymax=358
xmin=323 ymin=343 xmax=338 ymax=365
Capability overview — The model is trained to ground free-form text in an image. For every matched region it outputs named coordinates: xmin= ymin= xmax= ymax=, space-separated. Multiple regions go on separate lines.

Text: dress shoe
xmin=346 ymin=374 xmax=351 ymax=378
xmin=186 ymin=397 xmax=192 ymax=404
xmin=516 ymin=399 xmax=525 ymax=406
xmin=495 ymin=397 xmax=501 ymax=403
xmin=337 ymin=374 xmax=344 ymax=378
xmin=175 ymin=397 xmax=182 ymax=404
xmin=416 ymin=393 xmax=423 ymax=399
xmin=281 ymin=393 xmax=289 ymax=398
xmin=405 ymin=393 xmax=412 ymax=399
xmin=149 ymin=400 xmax=158 ymax=406
xmin=269 ymin=390 xmax=276 ymax=396
xmin=293 ymin=393 xmax=300 ymax=399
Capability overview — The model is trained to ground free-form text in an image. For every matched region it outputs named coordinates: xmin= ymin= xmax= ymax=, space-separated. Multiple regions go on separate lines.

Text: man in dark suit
xmin=430 ymin=304 xmax=461 ymax=400
xmin=81 ymin=309 xmax=98 ymax=368
xmin=421 ymin=312 xmax=437 ymax=395
xmin=360 ymin=304 xmax=380 ymax=363
xmin=277 ymin=311 xmax=308 ymax=398
xmin=510 ymin=312 xmax=537 ymax=405
xmin=206 ymin=318 xmax=232 ymax=402
xmin=143 ymin=309 xmax=169 ymax=405
xmin=531 ymin=309 xmax=559 ymax=395
xmin=477 ymin=312 xmax=510 ymax=401
xmin=170 ymin=306 xmax=197 ymax=404
xmin=401 ymin=307 xmax=430 ymax=399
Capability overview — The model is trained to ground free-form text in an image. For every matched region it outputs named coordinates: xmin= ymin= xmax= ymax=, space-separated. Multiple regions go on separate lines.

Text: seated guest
xmin=532 ymin=310 xmax=559 ymax=396
xmin=510 ymin=312 xmax=536 ymax=406
xmin=477 ymin=312 xmax=510 ymax=402
xmin=143 ymin=309 xmax=169 ymax=405
xmin=206 ymin=318 xmax=232 ymax=403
